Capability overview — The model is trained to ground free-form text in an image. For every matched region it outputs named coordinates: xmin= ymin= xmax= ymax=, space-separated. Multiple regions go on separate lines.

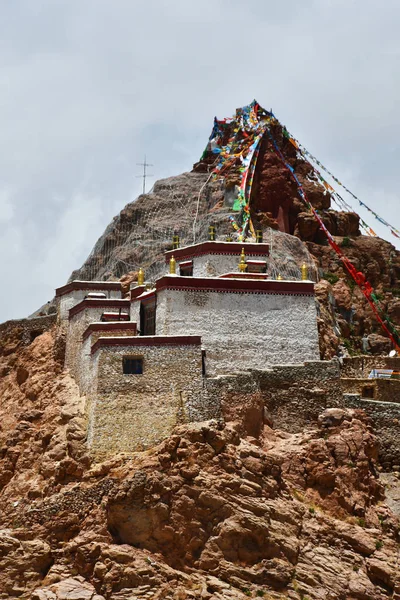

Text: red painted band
xmin=219 ymin=273 xmax=269 ymax=279
xmin=155 ymin=276 xmax=314 ymax=295
xmin=132 ymin=290 xmax=156 ymax=303
xmin=69 ymin=299 xmax=130 ymax=319
xmin=130 ymin=285 xmax=146 ymax=299
xmin=82 ymin=322 xmax=138 ymax=341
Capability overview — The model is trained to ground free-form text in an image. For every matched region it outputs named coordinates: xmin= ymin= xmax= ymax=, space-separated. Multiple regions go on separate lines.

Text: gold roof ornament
xmin=137 ymin=267 xmax=145 ymax=286
xmin=226 ymin=234 xmax=233 ymax=242
xmin=277 ymin=273 xmax=283 ymax=280
xmin=256 ymin=229 xmax=263 ymax=243
xmin=209 ymin=225 xmax=216 ymax=241
xmin=169 ymin=255 xmax=177 ymax=275
xmin=301 ymin=262 xmax=308 ymax=281
xmin=238 ymin=247 xmax=247 ymax=273
xmin=172 ymin=234 xmax=180 ymax=250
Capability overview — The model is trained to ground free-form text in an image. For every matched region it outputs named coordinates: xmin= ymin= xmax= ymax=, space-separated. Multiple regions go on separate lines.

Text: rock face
xmin=310 ymin=235 xmax=400 ymax=356
xmin=61 ymin=127 xmax=400 ymax=358
xmin=1 ymin=323 xmax=400 ymax=599
xmin=2 ymin=106 xmax=400 ymax=597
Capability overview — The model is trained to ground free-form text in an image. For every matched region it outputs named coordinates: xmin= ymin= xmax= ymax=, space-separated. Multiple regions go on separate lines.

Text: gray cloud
xmin=1 ymin=0 xmax=399 ymax=321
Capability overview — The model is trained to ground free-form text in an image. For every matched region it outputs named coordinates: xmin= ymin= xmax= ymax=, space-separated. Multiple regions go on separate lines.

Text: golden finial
xmin=226 ymin=235 xmax=233 ymax=242
xmin=169 ymin=255 xmax=176 ymax=275
xmin=209 ymin=225 xmax=216 ymax=241
xmin=301 ymin=262 xmax=308 ymax=281
xmin=277 ymin=273 xmax=283 ymax=280
xmin=137 ymin=267 xmax=145 ymax=286
xmin=256 ymin=229 xmax=263 ymax=243
xmin=172 ymin=234 xmax=180 ymax=250
xmin=238 ymin=248 xmax=247 ymax=273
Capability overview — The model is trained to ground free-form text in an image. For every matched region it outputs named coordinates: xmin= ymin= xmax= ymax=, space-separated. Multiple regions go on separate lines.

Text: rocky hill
xmin=1 ymin=324 xmax=400 ymax=599
xmin=64 ymin=114 xmax=400 ymax=358
xmin=2 ymin=103 xmax=400 ymax=599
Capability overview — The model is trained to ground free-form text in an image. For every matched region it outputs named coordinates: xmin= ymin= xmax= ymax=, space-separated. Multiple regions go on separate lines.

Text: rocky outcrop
xmin=309 ymin=235 xmax=400 ymax=355
xmin=0 ymin=323 xmax=400 ymax=599
xmin=61 ymin=133 xmax=400 ymax=358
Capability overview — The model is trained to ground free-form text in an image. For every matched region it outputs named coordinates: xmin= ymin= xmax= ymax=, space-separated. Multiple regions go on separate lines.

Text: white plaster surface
xmin=58 ymin=287 xmax=121 ymax=322
xmin=177 ymin=252 xmax=269 ymax=278
xmin=65 ymin=306 xmax=121 ymax=383
xmin=155 ymin=287 xmax=320 ymax=376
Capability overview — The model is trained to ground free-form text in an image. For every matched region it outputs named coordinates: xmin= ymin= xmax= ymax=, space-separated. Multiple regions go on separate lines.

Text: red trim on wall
xmin=82 ymin=321 xmax=138 ymax=341
xmin=56 ymin=280 xmax=121 ymax=298
xmin=219 ymin=273 xmax=269 ymax=280
xmin=69 ymin=299 xmax=130 ymax=319
xmin=91 ymin=335 xmax=202 ymax=354
xmin=130 ymin=285 xmax=146 ymax=300
xmin=155 ymin=276 xmax=314 ymax=296
xmin=132 ymin=290 xmax=156 ymax=303
xmin=164 ymin=241 xmax=270 ymax=263
xmin=101 ymin=313 xmax=130 ymax=322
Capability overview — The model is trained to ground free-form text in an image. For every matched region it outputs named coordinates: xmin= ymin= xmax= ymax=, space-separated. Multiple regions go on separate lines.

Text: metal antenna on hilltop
xmin=136 ymin=155 xmax=153 ymax=195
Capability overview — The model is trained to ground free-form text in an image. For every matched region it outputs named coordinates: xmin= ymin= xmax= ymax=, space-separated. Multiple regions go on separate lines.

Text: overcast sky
xmin=1 ymin=0 xmax=400 ymax=322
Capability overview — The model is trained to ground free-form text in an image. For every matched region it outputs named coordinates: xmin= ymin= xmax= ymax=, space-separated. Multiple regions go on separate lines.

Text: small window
xmin=180 ymin=265 xmax=193 ymax=276
xmin=247 ymin=261 xmax=267 ymax=274
xmin=362 ymin=385 xmax=375 ymax=399
xmin=179 ymin=260 xmax=193 ymax=277
xmin=123 ymin=357 xmax=143 ymax=374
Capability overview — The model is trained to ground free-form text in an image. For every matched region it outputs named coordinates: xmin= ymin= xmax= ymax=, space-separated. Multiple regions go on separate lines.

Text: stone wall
xmin=205 ymin=373 xmax=263 ymax=438
xmin=344 ymin=394 xmax=400 ymax=470
xmin=341 ymin=377 xmax=400 ymax=403
xmin=257 ymin=360 xmax=344 ymax=432
xmin=66 ymin=307 xmax=106 ymax=380
xmin=0 ymin=314 xmax=56 ymax=346
xmin=341 ymin=356 xmax=400 ymax=378
xmin=87 ymin=341 xmax=205 ymax=456
xmin=155 ymin=286 xmax=320 ymax=376
xmin=65 ymin=300 xmax=130 ymax=380
xmin=79 ymin=324 xmax=137 ymax=395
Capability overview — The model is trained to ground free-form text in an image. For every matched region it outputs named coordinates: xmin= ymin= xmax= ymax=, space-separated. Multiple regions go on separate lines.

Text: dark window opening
xmin=362 ymin=385 xmax=375 ymax=399
xmin=140 ymin=302 xmax=156 ymax=335
xmin=202 ymin=349 xmax=206 ymax=377
xmin=247 ymin=262 xmax=267 ymax=274
xmin=30 ymin=330 xmax=43 ymax=342
xmin=123 ymin=357 xmax=143 ymax=374
xmin=180 ymin=265 xmax=193 ymax=277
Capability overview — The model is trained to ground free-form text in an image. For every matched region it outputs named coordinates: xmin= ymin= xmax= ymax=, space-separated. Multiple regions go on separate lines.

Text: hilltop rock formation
xmin=2 ymin=102 xmax=400 ymax=598
xmin=59 ymin=110 xmax=400 ymax=358
xmin=1 ymin=322 xmax=400 ymax=599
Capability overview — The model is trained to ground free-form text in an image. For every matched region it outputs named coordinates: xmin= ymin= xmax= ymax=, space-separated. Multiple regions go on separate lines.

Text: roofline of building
xmin=91 ymin=335 xmax=202 ymax=354
xmin=69 ymin=298 xmax=130 ymax=319
xmin=131 ymin=289 xmax=156 ymax=303
xmin=56 ymin=280 xmax=121 ymax=298
xmin=82 ymin=321 xmax=137 ymax=341
xmin=155 ymin=275 xmax=314 ymax=296
xmin=164 ymin=241 xmax=270 ymax=262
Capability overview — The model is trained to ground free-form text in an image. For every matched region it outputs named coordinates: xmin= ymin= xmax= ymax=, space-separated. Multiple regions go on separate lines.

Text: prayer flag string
xmin=266 ymin=126 xmax=400 ymax=350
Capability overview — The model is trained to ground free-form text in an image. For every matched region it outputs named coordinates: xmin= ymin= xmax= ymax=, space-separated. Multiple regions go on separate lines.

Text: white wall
xmin=155 ymin=287 xmax=320 ymax=376
xmin=176 ymin=252 xmax=268 ymax=278
xmin=58 ymin=287 xmax=121 ymax=322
